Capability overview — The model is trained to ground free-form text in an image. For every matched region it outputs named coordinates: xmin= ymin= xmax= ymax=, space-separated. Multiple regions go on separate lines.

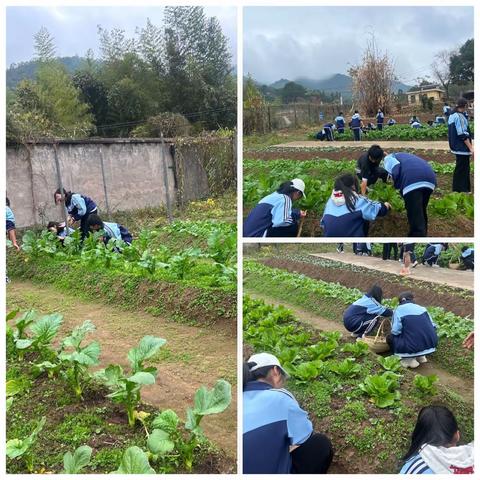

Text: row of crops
xmin=6 ymin=309 xmax=232 ymax=473
xmin=18 ymin=220 xmax=236 ymax=290
xmin=243 ymin=296 xmax=473 ymax=473
xmin=244 ymin=158 xmax=474 ymax=220
xmin=309 ymin=123 xmax=474 ymax=141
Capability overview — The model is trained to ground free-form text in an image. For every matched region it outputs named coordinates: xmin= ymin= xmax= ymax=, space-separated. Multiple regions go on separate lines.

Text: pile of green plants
xmin=18 ymin=219 xmax=236 ymax=290
xmin=7 ymin=309 xmax=232 ymax=474
xmin=243 ymin=296 xmax=473 ymax=473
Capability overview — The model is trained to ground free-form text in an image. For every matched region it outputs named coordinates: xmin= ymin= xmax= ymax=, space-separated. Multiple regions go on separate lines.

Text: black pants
xmin=291 ymin=432 xmax=333 ymax=474
xmin=462 ymin=256 xmax=474 ymax=271
xmin=377 ymin=123 xmax=383 ymax=131
xmin=79 ymin=210 xmax=97 ymax=240
xmin=266 ymin=223 xmax=298 ymax=237
xmin=382 ymin=243 xmax=398 ymax=260
xmin=403 ymin=189 xmax=432 ymax=237
xmin=452 ymin=154 xmax=471 ymax=192
xmin=353 ymin=128 xmax=361 ymax=141
xmin=337 ymin=128 xmax=344 ymax=134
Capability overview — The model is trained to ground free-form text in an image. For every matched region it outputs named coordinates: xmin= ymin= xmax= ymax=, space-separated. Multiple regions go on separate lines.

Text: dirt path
xmin=272 ymin=140 xmax=451 ymax=150
xmin=246 ymin=290 xmax=473 ymax=404
xmin=7 ymin=280 xmax=237 ymax=456
xmin=310 ymin=253 xmax=474 ymax=291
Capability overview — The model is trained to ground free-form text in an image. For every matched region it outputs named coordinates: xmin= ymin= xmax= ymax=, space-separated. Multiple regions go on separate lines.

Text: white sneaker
xmin=416 ymin=355 xmax=428 ymax=364
xmin=350 ymin=332 xmax=360 ymax=338
xmin=411 ymin=261 xmax=418 ymax=268
xmin=432 ymin=264 xmax=440 ymax=268
xmin=401 ymin=358 xmax=420 ymax=368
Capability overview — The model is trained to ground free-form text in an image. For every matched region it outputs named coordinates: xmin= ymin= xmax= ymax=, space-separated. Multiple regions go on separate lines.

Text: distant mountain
xmin=267 ymin=73 xmax=411 ymax=98
xmin=7 ymin=56 xmax=89 ymax=89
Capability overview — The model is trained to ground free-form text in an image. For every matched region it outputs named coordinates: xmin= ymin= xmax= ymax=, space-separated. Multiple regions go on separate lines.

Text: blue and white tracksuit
xmin=6 ymin=206 xmax=15 ymax=231
xmin=102 ymin=221 xmax=132 ymax=245
xmin=376 ymin=112 xmax=384 ymax=130
xmin=383 ymin=153 xmax=436 ymax=197
xmin=243 ymin=381 xmax=313 ymax=474
xmin=244 ymin=192 xmax=300 ymax=237
xmin=351 ymin=113 xmax=362 ymax=140
xmin=321 ymin=191 xmax=388 ymax=237
xmin=343 ymin=294 xmax=393 ymax=336
xmin=390 ymin=301 xmax=438 ymax=358
xmin=461 ymin=248 xmax=474 ymax=270
xmin=448 ymin=112 xmax=471 ymax=156
xmin=66 ymin=193 xmax=97 ymax=221
xmin=335 ymin=116 xmax=345 ymax=133
xmin=422 ymin=243 xmax=444 ymax=266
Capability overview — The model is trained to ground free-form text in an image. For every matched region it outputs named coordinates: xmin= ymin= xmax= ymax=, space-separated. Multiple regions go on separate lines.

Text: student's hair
xmin=333 ymin=174 xmax=359 ymax=212
xmin=6 ymin=197 xmax=10 ymax=207
xmin=367 ymin=145 xmax=384 ymax=163
xmin=462 ymin=245 xmax=469 ymax=252
xmin=398 ymin=291 xmax=414 ymax=303
xmin=54 ymin=188 xmax=72 ymax=204
xmin=354 ymin=110 xmax=359 ymax=114
xmin=243 ymin=361 xmax=279 ymax=389
xmin=367 ymin=284 xmax=383 ymax=303
xmin=339 ymin=111 xmax=343 ymax=116
xmin=277 ymin=181 xmax=301 ymax=197
xmin=47 ymin=221 xmax=59 ymax=229
xmin=403 ymin=406 xmax=459 ymax=460
xmin=444 ymin=102 xmax=448 ymax=106
xmin=86 ymin=213 xmax=104 ymax=229
xmin=456 ymin=97 xmax=468 ymax=109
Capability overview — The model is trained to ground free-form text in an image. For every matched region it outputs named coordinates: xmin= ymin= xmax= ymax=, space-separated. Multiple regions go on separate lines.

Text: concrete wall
xmin=7 ymin=138 xmax=233 ymax=228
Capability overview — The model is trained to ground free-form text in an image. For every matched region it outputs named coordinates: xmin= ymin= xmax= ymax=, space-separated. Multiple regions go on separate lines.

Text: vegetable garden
xmin=243 ymin=245 xmax=473 ymax=474
xmin=244 ymin=151 xmax=474 ymax=237
xmin=6 ymin=196 xmax=237 ymax=474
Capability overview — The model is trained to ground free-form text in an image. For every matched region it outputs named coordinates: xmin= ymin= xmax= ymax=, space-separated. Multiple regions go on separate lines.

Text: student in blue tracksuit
xmin=323 ymin=122 xmax=335 ymax=141
xmin=356 ymin=144 xmax=389 ymax=195
xmin=460 ymin=246 xmax=474 ymax=271
xmin=421 ymin=243 xmax=447 ymax=267
xmin=54 ymin=188 xmax=98 ymax=240
xmin=387 ymin=118 xmax=396 ymax=126
xmin=335 ymin=112 xmax=345 ymax=134
xmin=386 ymin=291 xmax=438 ymax=368
xmin=87 ymin=214 xmax=133 ymax=245
xmin=383 ymin=152 xmax=437 ymax=237
xmin=6 ymin=197 xmax=19 ymax=251
xmin=343 ymin=285 xmax=393 ymax=337
xmin=47 ymin=221 xmax=75 ymax=242
xmin=350 ymin=111 xmax=363 ymax=141
xmin=244 ymin=179 xmax=306 ymax=237
xmin=400 ymin=406 xmax=473 ymax=474
xmin=321 ymin=173 xmax=391 ymax=237
xmin=448 ymin=98 xmax=474 ymax=193
xmin=443 ymin=102 xmax=451 ymax=119
xmin=376 ymin=109 xmax=384 ymax=131
xmin=243 ymin=353 xmax=333 ymax=474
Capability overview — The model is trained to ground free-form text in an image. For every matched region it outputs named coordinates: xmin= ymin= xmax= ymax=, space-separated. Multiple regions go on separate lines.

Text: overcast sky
xmin=6 ymin=6 xmax=237 ymax=66
xmin=244 ymin=6 xmax=473 ymax=85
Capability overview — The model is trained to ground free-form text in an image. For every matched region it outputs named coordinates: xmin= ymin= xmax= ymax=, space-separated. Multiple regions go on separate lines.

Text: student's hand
xmin=13 ymin=243 xmax=20 ymax=252
xmin=67 ymin=216 xmax=74 ymax=226
xmin=384 ymin=202 xmax=392 ymax=210
xmin=463 ymin=331 xmax=474 ymax=350
xmin=300 ymin=210 xmax=307 ymax=218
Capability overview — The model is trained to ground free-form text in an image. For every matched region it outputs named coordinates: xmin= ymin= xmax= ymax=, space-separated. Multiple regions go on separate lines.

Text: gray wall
xmin=6 ymin=138 xmax=232 ymax=228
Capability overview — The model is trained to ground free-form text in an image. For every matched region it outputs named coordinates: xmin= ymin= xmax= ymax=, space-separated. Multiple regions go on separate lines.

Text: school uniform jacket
xmin=461 ymin=247 xmax=474 ymax=259
xmin=66 ymin=194 xmax=97 ymax=221
xmin=335 ymin=116 xmax=345 ymax=129
xmin=321 ymin=191 xmax=388 ymax=237
xmin=6 ymin=206 xmax=15 ymax=230
xmin=448 ymin=112 xmax=471 ymax=155
xmin=343 ymin=295 xmax=393 ymax=333
xmin=244 ymin=192 xmax=299 ymax=237
xmin=350 ymin=113 xmax=361 ymax=129
xmin=390 ymin=301 xmax=438 ymax=357
xmin=383 ymin=153 xmax=436 ymax=196
xmin=243 ymin=381 xmax=312 ymax=474
xmin=376 ymin=112 xmax=384 ymax=124
xmin=103 ymin=222 xmax=132 ymax=245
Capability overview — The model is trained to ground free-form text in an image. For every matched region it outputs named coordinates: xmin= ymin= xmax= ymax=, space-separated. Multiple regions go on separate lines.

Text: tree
xmin=431 ymin=50 xmax=452 ymax=99
xmin=34 ymin=27 xmax=56 ymax=61
xmin=281 ymin=82 xmax=306 ymax=103
xmin=243 ymin=76 xmax=267 ymax=134
xmin=349 ymin=35 xmax=396 ymax=115
xmin=450 ymin=39 xmax=474 ymax=85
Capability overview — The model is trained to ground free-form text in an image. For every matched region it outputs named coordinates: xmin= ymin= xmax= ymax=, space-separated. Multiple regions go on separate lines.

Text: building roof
xmin=408 ymin=87 xmax=445 ymax=94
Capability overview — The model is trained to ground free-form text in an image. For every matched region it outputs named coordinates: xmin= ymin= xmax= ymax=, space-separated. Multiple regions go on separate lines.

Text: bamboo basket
xmin=361 ymin=318 xmax=390 ymax=353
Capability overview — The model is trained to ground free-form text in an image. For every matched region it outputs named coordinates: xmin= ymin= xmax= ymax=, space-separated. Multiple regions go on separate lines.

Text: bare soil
xmin=258 ymin=257 xmax=473 ymax=318
xmin=7 ymin=280 xmax=237 ymax=457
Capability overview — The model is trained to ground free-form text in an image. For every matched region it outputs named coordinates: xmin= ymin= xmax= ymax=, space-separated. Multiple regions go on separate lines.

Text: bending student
xmin=244 ymin=179 xmax=307 ymax=237
xmin=243 ymin=353 xmax=333 ymax=474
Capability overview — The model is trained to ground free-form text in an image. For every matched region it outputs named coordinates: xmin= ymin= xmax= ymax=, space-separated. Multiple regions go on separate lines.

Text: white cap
xmin=291 ymin=178 xmax=306 ymax=198
xmin=248 ymin=352 xmax=289 ymax=377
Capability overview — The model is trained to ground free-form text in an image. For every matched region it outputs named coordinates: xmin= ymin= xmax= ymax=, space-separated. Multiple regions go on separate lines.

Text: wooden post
xmin=267 ymin=106 xmax=272 ymax=132
xmin=53 ymin=143 xmax=70 ymax=235
xmin=98 ymin=147 xmax=111 ymax=218
xmin=293 ymin=103 xmax=298 ymax=128
xmin=160 ymin=133 xmax=173 ymax=223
